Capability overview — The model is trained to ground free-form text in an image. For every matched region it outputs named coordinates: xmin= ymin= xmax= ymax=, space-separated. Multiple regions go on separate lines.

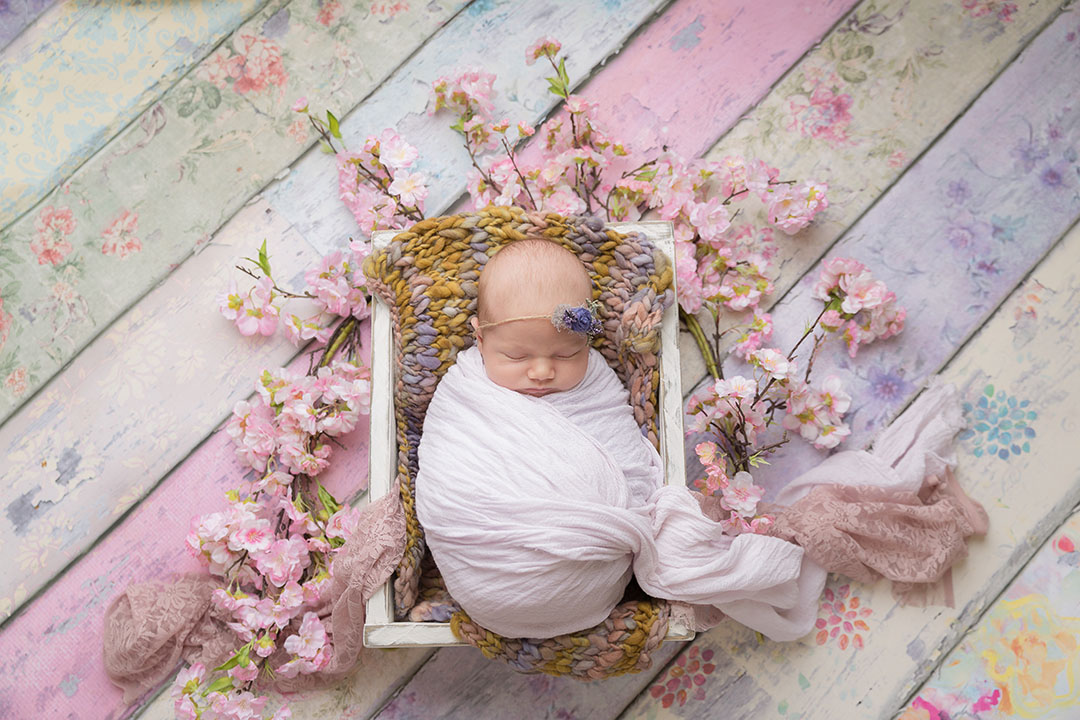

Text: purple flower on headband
xmin=553 ymin=302 xmax=603 ymax=335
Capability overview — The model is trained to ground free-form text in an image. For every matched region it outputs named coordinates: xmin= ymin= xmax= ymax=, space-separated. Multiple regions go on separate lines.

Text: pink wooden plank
xmin=0 ymin=332 xmax=370 ymax=719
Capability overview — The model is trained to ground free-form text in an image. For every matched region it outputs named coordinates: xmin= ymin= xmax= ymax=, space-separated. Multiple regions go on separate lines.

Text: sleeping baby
xmin=414 ymin=237 xmax=819 ymax=640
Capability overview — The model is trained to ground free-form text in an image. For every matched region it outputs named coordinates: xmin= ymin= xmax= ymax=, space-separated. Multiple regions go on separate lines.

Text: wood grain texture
xmin=0 ymin=0 xmax=267 ymax=227
xmin=262 ymin=0 xmax=674 ymax=257
xmin=899 ymin=510 xmax=1080 ymax=719
xmin=621 ymin=219 xmax=1080 ymax=720
xmin=0 ymin=201 xmax=323 ymax=622
xmin=371 ymin=642 xmax=681 ymax=720
xmin=0 ymin=0 xmax=466 ymax=423
xmin=676 ymin=0 xmax=1068 ymax=385
xmin=0 ymin=0 xmax=57 ymax=50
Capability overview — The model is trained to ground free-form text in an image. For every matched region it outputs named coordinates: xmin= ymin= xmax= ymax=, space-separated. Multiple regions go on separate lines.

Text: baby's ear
xmin=470 ymin=316 xmax=482 ymax=348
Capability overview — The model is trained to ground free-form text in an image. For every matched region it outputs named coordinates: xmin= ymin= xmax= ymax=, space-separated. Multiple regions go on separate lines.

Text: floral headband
xmin=478 ymin=300 xmax=604 ymax=336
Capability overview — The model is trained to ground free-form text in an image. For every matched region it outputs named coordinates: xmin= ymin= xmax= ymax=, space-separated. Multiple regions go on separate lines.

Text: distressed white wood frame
xmin=364 ymin=221 xmax=692 ymax=648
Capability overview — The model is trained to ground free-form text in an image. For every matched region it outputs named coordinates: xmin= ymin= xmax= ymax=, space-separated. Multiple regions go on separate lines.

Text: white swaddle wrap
xmin=416 ymin=346 xmax=821 ymax=640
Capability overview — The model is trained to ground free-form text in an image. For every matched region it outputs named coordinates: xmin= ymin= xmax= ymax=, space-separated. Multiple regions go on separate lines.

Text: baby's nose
xmin=527 ymin=358 xmax=555 ymax=381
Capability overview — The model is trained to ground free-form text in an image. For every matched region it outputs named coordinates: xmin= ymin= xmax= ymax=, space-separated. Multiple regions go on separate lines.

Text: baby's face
xmin=474 ymin=316 xmax=589 ymax=397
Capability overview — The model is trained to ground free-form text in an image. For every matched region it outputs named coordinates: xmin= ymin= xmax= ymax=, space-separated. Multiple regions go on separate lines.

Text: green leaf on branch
xmin=557 ymin=57 xmax=570 ymax=89
xmin=257 ymin=239 xmax=272 ymax=276
xmin=317 ymin=482 xmax=342 ymax=516
xmin=214 ymin=654 xmax=240 ymax=672
xmin=327 ymin=110 xmax=342 ymax=139
xmin=204 ymin=676 xmax=235 ymax=695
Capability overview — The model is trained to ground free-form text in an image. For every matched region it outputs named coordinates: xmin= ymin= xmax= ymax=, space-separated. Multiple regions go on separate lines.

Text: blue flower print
xmin=959 ymin=384 xmax=1036 ymax=461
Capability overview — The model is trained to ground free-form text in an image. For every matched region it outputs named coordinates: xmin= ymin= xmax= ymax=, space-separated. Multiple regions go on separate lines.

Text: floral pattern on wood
xmin=0 ymin=0 xmax=465 ymax=423
xmin=960 ymin=385 xmax=1037 ymax=461
xmin=900 ymin=515 xmax=1080 ymax=719
xmin=0 ymin=0 xmax=264 ymax=225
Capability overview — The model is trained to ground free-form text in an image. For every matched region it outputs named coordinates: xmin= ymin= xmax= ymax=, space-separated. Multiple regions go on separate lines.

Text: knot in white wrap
xmin=416 ymin=347 xmax=809 ymax=640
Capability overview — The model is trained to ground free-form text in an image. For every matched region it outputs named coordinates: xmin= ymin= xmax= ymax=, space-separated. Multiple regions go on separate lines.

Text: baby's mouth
xmin=521 ymin=387 xmax=556 ymax=397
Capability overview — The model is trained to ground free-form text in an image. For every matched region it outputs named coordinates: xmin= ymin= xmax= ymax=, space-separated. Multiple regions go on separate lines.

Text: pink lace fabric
xmin=103 ymin=482 xmax=405 ymax=704
xmin=763 ymin=471 xmax=987 ymax=600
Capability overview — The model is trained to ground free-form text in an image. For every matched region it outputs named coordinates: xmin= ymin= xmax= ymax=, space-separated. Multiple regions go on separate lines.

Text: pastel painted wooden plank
xmin=263 ymin=0 xmax=672 ymax=257
xmin=370 ymin=642 xmax=682 ymax=720
xmin=0 ymin=201 xmax=326 ymax=622
xmin=0 ymin=0 xmax=56 ymax=50
xmin=898 ymin=510 xmax=1080 ymax=719
xmin=0 ymin=0 xmax=466 ymax=423
xmin=619 ymin=209 xmax=1080 ymax=719
xmin=0 ymin=344 xmax=382 ymax=720
xmin=682 ymin=0 xmax=1080 ymax=492
xmin=0 ymin=0 xmax=268 ymax=227
xmin=676 ymin=0 xmax=1069 ymax=384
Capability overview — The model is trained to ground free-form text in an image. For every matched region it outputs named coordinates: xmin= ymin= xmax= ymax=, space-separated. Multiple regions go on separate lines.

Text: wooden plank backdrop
xmin=0 ymin=0 xmax=268 ymax=227
xmin=0 ymin=0 xmax=59 ymax=50
xmin=1 ymin=0 xmax=1078 ymax=719
xmin=0 ymin=0 xmax=467 ymax=423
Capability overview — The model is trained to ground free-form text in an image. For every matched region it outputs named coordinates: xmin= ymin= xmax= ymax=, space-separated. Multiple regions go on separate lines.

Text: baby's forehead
xmin=481 ymin=239 xmax=591 ymax=296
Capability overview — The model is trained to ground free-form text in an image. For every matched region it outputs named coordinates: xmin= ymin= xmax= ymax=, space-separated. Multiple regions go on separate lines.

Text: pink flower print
xmin=789 ymin=84 xmax=854 ymax=147
xmin=316 ymin=1 xmax=344 ymax=26
xmin=199 ymin=50 xmax=244 ymax=89
xmin=31 ymin=205 xmax=76 ymax=265
xmin=648 ymin=646 xmax=717 ymax=708
xmin=101 ymin=210 xmax=142 ymax=258
xmin=814 ymin=584 xmax=871 ymax=649
xmin=287 ymin=119 xmax=309 ymax=144
xmin=231 ymin=33 xmax=288 ymax=95
xmin=5 ymin=367 xmax=28 ymax=396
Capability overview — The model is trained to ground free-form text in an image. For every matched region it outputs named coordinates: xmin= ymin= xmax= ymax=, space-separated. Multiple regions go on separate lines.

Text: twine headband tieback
xmin=478 ymin=300 xmax=604 ymax=336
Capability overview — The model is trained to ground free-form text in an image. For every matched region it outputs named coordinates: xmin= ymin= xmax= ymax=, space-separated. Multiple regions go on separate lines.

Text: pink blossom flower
xmin=304 ymin=250 xmax=367 ymax=319
xmin=172 ymin=663 xmax=206 ymax=698
xmin=224 ymin=277 xmax=279 ymax=336
xmin=750 ymin=348 xmax=794 ymax=381
xmin=387 ymin=171 xmax=428 ymax=208
xmin=291 ymin=96 xmax=309 ymax=113
xmin=688 ymin=197 xmax=731 ymax=243
xmin=100 ymin=209 xmax=142 ymax=258
xmin=721 ymin=471 xmax=765 ymax=517
xmin=31 ymin=206 xmax=75 ymax=265
xmin=517 ymin=121 xmax=535 ymax=138
xmin=228 ymin=661 xmax=259 ymax=685
xmin=284 ymin=612 xmax=329 ymax=659
xmin=525 ymin=36 xmax=562 ymax=65
xmin=542 ymin=185 xmax=587 ymax=215
xmin=282 ymin=311 xmax=336 ymax=346
xmin=174 ymin=696 xmax=199 ymax=720
xmin=714 ymin=376 xmax=756 ymax=400
xmin=427 ymin=67 xmax=496 ymax=118
xmin=379 ymin=129 xmax=419 ymax=169
xmin=732 ymin=311 xmax=773 ymax=360
xmin=255 ymin=536 xmax=311 ymax=587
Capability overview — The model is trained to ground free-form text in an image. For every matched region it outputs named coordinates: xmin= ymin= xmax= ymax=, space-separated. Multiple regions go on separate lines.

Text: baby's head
xmin=471 ymin=238 xmax=594 ymax=397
